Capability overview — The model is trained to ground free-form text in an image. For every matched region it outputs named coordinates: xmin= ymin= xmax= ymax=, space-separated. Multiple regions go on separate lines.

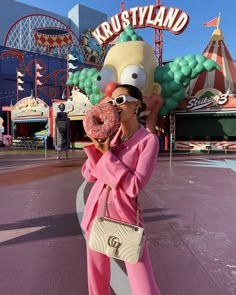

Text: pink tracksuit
xmin=81 ymin=125 xmax=161 ymax=295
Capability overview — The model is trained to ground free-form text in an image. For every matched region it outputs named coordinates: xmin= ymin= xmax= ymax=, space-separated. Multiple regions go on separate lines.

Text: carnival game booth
xmin=9 ymin=96 xmax=51 ymax=148
xmin=52 ymin=87 xmax=93 ymax=148
xmin=172 ymin=88 xmax=236 ymax=153
xmin=171 ymin=22 xmax=236 ymax=153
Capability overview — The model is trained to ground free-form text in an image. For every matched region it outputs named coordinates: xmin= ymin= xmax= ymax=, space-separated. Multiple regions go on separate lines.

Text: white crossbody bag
xmin=88 ymin=185 xmax=145 ymax=264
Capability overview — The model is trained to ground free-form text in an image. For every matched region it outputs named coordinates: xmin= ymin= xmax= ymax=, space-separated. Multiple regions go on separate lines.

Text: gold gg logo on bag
xmin=108 ymin=236 xmax=121 ymax=248
xmin=107 ymin=236 xmax=121 ymax=257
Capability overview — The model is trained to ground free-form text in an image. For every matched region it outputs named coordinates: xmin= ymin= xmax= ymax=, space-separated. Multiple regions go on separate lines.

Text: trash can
xmin=3 ymin=135 xmax=12 ymax=146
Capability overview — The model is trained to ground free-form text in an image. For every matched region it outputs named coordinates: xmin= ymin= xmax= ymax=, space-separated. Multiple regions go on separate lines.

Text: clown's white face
xmin=96 ymin=41 xmax=159 ymax=97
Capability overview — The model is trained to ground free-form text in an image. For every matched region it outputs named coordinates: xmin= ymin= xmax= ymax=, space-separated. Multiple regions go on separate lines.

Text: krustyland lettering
xmin=92 ymin=5 xmax=190 ymax=45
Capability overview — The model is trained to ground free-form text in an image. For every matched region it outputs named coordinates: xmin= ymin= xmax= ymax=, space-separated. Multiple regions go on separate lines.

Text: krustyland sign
xmin=92 ymin=5 xmax=190 ymax=45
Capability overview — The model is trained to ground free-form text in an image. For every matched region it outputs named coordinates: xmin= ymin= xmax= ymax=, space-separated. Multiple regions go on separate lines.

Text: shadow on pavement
xmin=0 ymin=212 xmax=82 ymax=246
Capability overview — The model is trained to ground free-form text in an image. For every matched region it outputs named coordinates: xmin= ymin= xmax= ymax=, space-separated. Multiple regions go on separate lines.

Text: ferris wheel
xmin=4 ymin=14 xmax=84 ymax=58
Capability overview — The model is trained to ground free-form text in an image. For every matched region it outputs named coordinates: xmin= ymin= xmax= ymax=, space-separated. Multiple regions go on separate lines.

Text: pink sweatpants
xmin=86 ymin=238 xmax=161 ymax=295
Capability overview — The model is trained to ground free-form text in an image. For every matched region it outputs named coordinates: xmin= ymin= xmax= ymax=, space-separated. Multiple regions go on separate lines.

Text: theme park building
xmin=1 ymin=1 xmax=236 ymax=153
xmin=172 ymin=27 xmax=236 ymax=152
xmin=0 ymin=0 xmax=107 ymax=148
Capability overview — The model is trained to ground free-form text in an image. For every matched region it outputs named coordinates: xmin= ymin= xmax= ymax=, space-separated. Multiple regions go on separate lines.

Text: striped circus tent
xmin=189 ymin=28 xmax=236 ymax=95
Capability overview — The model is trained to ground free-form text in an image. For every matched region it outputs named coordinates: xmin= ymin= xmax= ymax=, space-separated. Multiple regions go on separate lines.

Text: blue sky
xmin=16 ymin=0 xmax=236 ymax=61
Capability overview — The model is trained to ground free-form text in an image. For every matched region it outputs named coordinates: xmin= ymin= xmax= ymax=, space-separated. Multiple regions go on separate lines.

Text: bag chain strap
xmin=103 ymin=185 xmax=140 ymax=226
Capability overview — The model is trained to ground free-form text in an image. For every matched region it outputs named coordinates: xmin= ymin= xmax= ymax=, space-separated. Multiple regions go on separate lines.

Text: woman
xmin=81 ymin=84 xmax=161 ymax=295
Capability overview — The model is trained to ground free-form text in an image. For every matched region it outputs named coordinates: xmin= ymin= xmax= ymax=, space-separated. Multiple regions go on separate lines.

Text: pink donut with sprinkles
xmin=83 ymin=103 xmax=119 ymax=140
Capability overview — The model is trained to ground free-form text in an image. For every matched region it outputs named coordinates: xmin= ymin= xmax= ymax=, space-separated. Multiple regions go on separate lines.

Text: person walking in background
xmin=157 ymin=130 xmax=164 ymax=152
xmin=81 ymin=84 xmax=161 ymax=295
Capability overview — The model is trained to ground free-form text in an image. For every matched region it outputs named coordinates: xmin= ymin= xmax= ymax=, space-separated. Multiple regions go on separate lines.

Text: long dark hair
xmin=114 ymin=84 xmax=146 ymax=116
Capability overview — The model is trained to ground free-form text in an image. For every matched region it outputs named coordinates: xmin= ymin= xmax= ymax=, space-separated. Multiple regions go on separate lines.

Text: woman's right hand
xmin=90 ymin=137 xmax=111 ymax=154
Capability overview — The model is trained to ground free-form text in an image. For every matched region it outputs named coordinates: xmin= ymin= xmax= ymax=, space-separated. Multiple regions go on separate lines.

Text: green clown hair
xmin=116 ymin=24 xmax=144 ymax=44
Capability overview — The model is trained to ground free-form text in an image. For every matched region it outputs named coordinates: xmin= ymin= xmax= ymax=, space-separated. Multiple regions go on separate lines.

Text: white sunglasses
xmin=107 ymin=95 xmax=138 ymax=106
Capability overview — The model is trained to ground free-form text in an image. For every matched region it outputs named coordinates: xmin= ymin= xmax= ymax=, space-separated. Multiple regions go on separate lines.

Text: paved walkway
xmin=0 ymin=149 xmax=236 ymax=295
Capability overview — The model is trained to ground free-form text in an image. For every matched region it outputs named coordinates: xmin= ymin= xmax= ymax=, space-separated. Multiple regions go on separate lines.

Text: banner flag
xmin=36 ymin=71 xmax=43 ymax=77
xmin=36 ymin=79 xmax=43 ymax=85
xmin=68 ymin=63 xmax=78 ymax=69
xmin=17 ymin=78 xmax=24 ymax=84
xmin=68 ymin=53 xmax=77 ymax=61
xmin=17 ymin=71 xmax=24 ymax=77
xmin=203 ymin=17 xmax=219 ymax=27
xmin=36 ymin=63 xmax=43 ymax=70
xmin=17 ymin=85 xmax=24 ymax=91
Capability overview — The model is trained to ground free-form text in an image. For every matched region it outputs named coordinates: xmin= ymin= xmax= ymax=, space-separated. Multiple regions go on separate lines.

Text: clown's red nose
xmin=105 ymin=82 xmax=119 ymax=97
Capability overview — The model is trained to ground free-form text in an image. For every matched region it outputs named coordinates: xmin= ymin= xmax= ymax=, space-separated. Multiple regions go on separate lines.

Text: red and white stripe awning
xmin=189 ymin=29 xmax=236 ymax=95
